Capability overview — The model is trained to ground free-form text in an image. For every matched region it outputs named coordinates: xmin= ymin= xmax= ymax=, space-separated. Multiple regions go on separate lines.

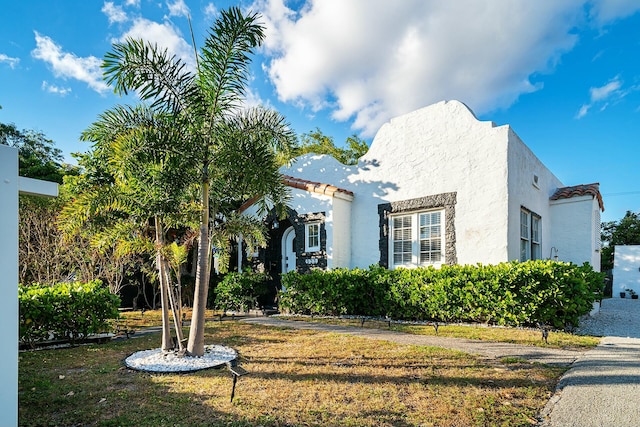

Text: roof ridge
xmin=281 ymin=174 xmax=354 ymax=198
xmin=550 ymin=182 xmax=604 ymax=212
xmin=238 ymin=174 xmax=354 ymax=213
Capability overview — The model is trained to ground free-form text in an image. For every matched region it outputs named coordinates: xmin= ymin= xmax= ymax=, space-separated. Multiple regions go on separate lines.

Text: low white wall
xmin=613 ymin=245 xmax=640 ymax=297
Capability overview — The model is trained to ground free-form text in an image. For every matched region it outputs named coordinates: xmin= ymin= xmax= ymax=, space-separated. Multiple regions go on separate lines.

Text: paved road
xmin=242 ymin=298 xmax=640 ymax=427
xmin=540 ymin=299 xmax=640 ymax=427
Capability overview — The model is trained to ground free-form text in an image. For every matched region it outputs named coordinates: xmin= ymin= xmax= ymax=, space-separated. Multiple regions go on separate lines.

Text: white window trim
xmin=389 ymin=209 xmax=444 ymax=269
xmin=305 ymin=222 xmax=321 ymax=252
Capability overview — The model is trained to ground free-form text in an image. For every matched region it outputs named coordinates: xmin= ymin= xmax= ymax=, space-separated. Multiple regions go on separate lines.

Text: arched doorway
xmin=281 ymin=226 xmax=296 ymax=276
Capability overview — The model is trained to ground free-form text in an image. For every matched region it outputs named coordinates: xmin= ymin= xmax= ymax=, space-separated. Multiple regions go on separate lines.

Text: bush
xmin=279 ymin=261 xmax=604 ymax=328
xmin=19 ymin=280 xmax=120 ymax=347
xmin=213 ymin=271 xmax=270 ymax=313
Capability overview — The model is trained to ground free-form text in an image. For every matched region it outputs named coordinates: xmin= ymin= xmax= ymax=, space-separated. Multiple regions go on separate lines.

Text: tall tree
xmin=601 ymin=211 xmax=640 ymax=271
xmin=2 ymin=121 xmax=84 ymax=285
xmin=0 ymin=121 xmax=78 ymax=182
xmin=296 ymin=128 xmax=369 ymax=165
xmin=102 ymin=7 xmax=296 ymax=356
xmin=59 ymin=105 xmax=197 ymax=352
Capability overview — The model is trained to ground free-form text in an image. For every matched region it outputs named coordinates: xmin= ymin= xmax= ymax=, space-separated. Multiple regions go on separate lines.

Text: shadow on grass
xmin=19 ymin=322 xmax=560 ymax=427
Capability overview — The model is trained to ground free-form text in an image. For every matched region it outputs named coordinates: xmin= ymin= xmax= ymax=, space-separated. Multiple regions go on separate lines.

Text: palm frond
xmin=197 ymin=7 xmax=265 ymax=138
xmin=209 ymin=211 xmax=267 ymax=272
xmin=103 ymin=39 xmax=198 ymax=115
xmin=210 ymin=106 xmax=295 ymax=215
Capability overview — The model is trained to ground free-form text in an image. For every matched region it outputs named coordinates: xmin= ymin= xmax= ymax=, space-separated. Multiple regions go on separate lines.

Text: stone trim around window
xmin=378 ymin=192 xmax=457 ymax=268
xmin=263 ymin=208 xmax=327 ymax=273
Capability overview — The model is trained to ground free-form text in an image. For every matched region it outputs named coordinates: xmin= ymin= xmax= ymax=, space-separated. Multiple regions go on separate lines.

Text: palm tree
xmin=60 ymin=104 xmax=197 ymax=352
xmin=102 ymin=7 xmax=296 ymax=356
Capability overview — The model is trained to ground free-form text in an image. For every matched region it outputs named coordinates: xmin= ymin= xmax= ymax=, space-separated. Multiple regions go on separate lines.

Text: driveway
xmin=540 ymin=298 xmax=640 ymax=427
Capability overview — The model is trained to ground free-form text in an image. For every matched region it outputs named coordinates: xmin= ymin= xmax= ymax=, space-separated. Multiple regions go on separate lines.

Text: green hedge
xmin=213 ymin=271 xmax=270 ymax=313
xmin=19 ymin=280 xmax=120 ymax=347
xmin=279 ymin=261 xmax=604 ymax=328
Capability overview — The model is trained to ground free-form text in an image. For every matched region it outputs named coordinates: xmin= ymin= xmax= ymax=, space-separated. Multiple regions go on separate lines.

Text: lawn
xmin=117 ymin=310 xmax=600 ymax=350
xmin=275 ymin=315 xmax=601 ymax=350
xmin=20 ymin=320 xmax=568 ymax=427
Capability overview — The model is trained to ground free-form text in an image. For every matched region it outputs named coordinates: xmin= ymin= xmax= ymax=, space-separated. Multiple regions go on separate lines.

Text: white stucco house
xmin=240 ymin=100 xmax=604 ymax=290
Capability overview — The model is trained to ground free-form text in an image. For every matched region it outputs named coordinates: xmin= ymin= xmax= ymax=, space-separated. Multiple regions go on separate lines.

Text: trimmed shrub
xmin=278 ymin=261 xmax=604 ymax=328
xmin=214 ymin=271 xmax=270 ymax=313
xmin=19 ymin=280 xmax=120 ymax=347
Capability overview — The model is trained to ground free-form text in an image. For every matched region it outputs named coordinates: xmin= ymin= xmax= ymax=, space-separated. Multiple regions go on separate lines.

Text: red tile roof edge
xmin=282 ymin=174 xmax=354 ymax=198
xmin=237 ymin=175 xmax=354 ymax=213
xmin=550 ymin=183 xmax=604 ymax=212
xmin=237 ymin=195 xmax=261 ymax=214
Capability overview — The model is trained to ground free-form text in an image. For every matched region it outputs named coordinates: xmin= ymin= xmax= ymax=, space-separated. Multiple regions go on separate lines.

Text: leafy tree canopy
xmin=99 ymin=6 xmax=297 ymax=356
xmin=296 ymin=128 xmax=368 ymax=165
xmin=0 ymin=115 xmax=78 ymax=182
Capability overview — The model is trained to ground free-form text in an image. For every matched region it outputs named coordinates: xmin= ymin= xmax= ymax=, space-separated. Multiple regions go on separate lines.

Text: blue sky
xmin=1 ymin=0 xmax=639 ymax=223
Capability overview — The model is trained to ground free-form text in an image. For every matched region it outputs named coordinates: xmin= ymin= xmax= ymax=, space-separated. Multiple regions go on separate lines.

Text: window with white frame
xmin=390 ymin=210 xmax=443 ymax=268
xmin=520 ymin=208 xmax=541 ymax=261
xmin=305 ymin=223 xmax=320 ymax=252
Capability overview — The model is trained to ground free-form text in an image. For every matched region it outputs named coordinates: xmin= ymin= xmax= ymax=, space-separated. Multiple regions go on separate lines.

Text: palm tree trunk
xmin=155 ymin=217 xmax=173 ymax=351
xmin=187 ymin=177 xmax=210 ymax=356
xmin=161 ymin=256 xmax=185 ymax=353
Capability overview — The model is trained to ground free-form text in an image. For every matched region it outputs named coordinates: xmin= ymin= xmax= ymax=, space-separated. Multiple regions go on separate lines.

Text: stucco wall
xmin=283 ymin=100 xmax=527 ymax=267
xmin=289 ymin=188 xmax=335 ymax=267
xmin=250 ymin=99 xmax=599 ymax=271
xmin=331 ymin=196 xmax=352 ymax=268
xmin=506 ymin=128 xmax=564 ymax=261
xmin=613 ymin=245 xmax=640 ymax=297
xmin=243 ymin=186 xmax=349 ymax=269
xmin=550 ymin=196 xmax=601 ymax=269
xmin=366 ymin=101 xmax=513 ymax=266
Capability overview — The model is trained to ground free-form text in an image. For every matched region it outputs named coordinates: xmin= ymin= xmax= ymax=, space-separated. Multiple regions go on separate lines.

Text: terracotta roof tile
xmin=238 ymin=174 xmax=354 ymax=213
xmin=550 ymin=183 xmax=604 ymax=211
xmin=282 ymin=174 xmax=354 ymax=198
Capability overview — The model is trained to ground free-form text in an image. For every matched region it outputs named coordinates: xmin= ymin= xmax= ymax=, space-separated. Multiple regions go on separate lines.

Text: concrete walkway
xmin=242 ymin=298 xmax=640 ymax=427
xmin=539 ymin=336 xmax=640 ymax=427
xmin=242 ymin=317 xmax=581 ymax=366
xmin=540 ymin=299 xmax=640 ymax=427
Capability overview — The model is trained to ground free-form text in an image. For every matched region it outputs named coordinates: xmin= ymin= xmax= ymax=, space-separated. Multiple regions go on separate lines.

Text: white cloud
xmin=166 ymin=0 xmax=190 ymax=18
xmin=0 ymin=53 xmax=20 ymax=69
xmin=253 ymin=0 xmax=640 ymax=137
xmin=204 ymin=3 xmax=218 ymax=21
xmin=243 ymin=87 xmax=270 ymax=109
xmin=117 ymin=18 xmax=196 ymax=70
xmin=590 ymin=79 xmax=622 ymax=101
xmin=41 ymin=81 xmax=72 ymax=96
xmin=31 ymin=32 xmax=109 ymax=94
xmin=125 ymin=0 xmax=140 ymax=7
xmin=588 ymin=0 xmax=640 ymax=25
xmin=102 ymin=1 xmax=128 ymax=24
xmin=576 ymin=77 xmax=625 ymax=118
xmin=576 ymin=104 xmax=591 ymax=119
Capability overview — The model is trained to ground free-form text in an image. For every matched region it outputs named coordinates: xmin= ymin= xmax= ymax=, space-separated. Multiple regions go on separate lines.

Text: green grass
xmin=20 ymin=321 xmax=568 ymax=427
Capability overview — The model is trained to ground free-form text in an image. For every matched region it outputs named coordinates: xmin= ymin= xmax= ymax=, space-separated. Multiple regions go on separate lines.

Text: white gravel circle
xmin=125 ymin=345 xmax=237 ymax=373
